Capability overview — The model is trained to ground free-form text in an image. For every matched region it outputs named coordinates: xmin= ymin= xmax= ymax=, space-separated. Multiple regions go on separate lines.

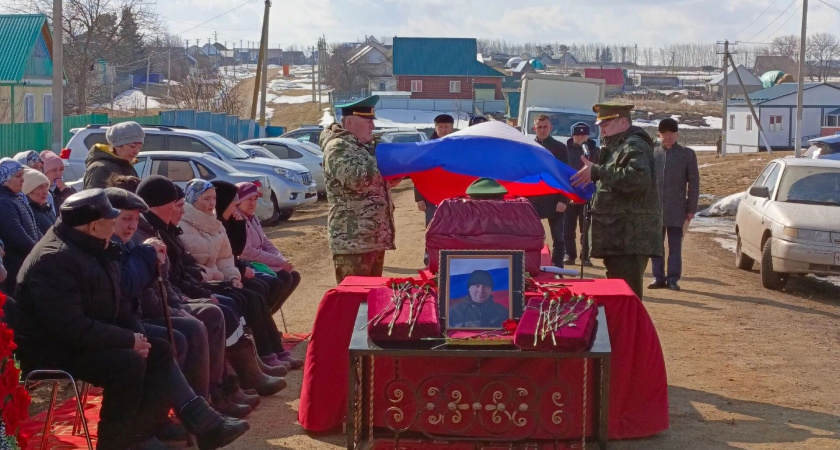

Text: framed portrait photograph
xmin=439 ymin=250 xmax=525 ymax=331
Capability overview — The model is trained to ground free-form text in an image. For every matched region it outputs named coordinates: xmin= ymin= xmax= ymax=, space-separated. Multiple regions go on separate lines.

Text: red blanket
xmin=298 ymin=276 xmax=669 ymax=439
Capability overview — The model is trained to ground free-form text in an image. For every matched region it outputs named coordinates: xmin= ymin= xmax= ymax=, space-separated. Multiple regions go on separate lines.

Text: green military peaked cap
xmin=593 ymin=102 xmax=634 ymax=124
xmin=466 ymin=177 xmax=508 ymax=199
xmin=336 ymin=95 xmax=380 ymax=119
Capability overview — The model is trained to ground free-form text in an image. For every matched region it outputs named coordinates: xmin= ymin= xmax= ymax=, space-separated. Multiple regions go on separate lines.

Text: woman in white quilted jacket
xmin=180 ymin=180 xmax=292 ymax=370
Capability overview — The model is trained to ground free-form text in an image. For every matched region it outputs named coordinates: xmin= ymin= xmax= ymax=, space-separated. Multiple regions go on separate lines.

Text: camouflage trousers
xmin=333 ymin=250 xmax=386 ymax=284
xmin=602 ymin=254 xmax=649 ymax=301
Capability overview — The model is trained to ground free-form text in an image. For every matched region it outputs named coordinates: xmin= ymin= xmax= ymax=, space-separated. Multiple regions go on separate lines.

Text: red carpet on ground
xmin=20 ymin=333 xmax=309 ymax=449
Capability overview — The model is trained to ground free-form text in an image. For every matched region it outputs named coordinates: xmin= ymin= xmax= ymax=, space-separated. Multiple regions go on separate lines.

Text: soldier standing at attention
xmin=570 ymin=103 xmax=663 ymax=300
xmin=320 ymin=95 xmax=396 ymax=283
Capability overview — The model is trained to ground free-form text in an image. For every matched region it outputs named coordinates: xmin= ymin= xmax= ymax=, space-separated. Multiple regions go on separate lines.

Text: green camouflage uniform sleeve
xmin=591 ymin=137 xmax=654 ymax=194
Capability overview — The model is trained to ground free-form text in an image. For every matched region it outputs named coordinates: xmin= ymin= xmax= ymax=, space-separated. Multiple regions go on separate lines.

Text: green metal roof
xmin=0 ymin=14 xmax=49 ymax=82
xmin=393 ymin=37 xmax=503 ymax=77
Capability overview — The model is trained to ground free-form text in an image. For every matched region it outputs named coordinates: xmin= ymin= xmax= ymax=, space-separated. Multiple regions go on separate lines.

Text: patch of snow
xmin=271 ymin=95 xmax=314 ymax=105
xmin=699 ymin=193 xmax=718 ymax=200
xmin=693 ymin=146 xmax=718 ymax=152
xmin=105 ymin=89 xmax=160 ymax=111
xmin=698 ymin=192 xmax=743 ymax=217
xmin=704 ymin=116 xmax=723 ymax=129
xmin=811 ymin=275 xmax=840 ymax=287
xmin=375 ymin=109 xmax=471 ymax=129
xmin=713 ymin=237 xmax=737 ymax=253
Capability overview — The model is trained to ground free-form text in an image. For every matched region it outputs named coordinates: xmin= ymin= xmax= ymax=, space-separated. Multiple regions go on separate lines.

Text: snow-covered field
xmin=633 ymin=114 xmax=722 ymax=130
xmin=104 ymin=89 xmax=161 ymax=111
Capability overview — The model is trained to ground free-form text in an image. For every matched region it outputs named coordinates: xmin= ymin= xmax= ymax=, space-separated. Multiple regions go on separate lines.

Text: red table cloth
xmin=298 ymin=276 xmax=669 ymax=440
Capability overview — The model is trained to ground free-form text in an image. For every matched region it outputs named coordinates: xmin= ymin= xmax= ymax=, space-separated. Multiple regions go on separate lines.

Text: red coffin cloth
xmin=367 ymin=287 xmax=441 ymax=341
xmin=425 ymin=197 xmax=545 ymax=275
xmin=513 ymin=298 xmax=598 ymax=352
xmin=298 ymin=277 xmax=669 ymax=440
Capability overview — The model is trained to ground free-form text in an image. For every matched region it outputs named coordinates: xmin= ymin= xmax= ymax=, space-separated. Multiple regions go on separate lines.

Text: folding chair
xmin=23 ymin=370 xmax=93 ymax=450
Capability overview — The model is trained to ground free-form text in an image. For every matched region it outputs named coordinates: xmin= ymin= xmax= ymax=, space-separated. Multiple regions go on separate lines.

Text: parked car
xmin=279 ymin=125 xmax=323 ymax=145
xmin=64 ymin=125 xmax=318 ymax=221
xmin=734 ymin=158 xmax=840 ymax=289
xmin=134 ymin=151 xmax=278 ymax=224
xmin=377 ymin=130 xmax=429 ymax=143
xmin=804 ymin=135 xmax=840 ymax=161
xmin=238 ymin=138 xmax=325 ymax=193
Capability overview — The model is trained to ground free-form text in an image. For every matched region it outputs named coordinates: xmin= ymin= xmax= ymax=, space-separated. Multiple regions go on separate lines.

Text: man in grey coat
xmin=649 ymin=118 xmax=700 ymax=291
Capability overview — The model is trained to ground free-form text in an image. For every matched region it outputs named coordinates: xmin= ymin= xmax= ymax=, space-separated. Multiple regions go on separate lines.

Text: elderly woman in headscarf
xmin=22 ymin=168 xmax=55 ymax=234
xmin=13 ymin=150 xmax=44 ymax=172
xmin=179 ymin=179 xmax=294 ymax=370
xmin=0 ymin=159 xmax=43 ymax=292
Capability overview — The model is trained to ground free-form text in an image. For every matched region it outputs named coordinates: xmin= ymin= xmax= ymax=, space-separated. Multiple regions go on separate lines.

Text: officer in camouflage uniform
xmin=570 ymin=103 xmax=663 ymax=300
xmin=320 ymin=95 xmax=396 ymax=283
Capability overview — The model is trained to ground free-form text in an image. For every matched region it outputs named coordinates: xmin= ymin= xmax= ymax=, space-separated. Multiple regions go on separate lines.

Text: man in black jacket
xmin=529 ymin=114 xmax=569 ymax=268
xmin=415 ymin=113 xmax=455 ymax=226
xmin=564 ymin=122 xmax=600 ymax=266
xmin=13 ymin=189 xmax=249 ymax=450
xmin=649 ymin=118 xmax=700 ymax=291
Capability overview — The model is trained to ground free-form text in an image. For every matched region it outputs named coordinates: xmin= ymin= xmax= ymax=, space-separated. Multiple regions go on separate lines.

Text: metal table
xmin=347 ymin=304 xmax=612 ymax=449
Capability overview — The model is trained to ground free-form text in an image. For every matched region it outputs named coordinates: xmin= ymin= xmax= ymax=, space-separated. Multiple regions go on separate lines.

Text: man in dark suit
xmin=564 ymin=122 xmax=600 ymax=266
xmin=529 ymin=114 xmax=569 ymax=268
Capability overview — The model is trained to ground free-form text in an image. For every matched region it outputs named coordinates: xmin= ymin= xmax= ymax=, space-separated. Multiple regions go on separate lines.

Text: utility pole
xmin=717 ymin=40 xmax=730 ymax=157
xmin=144 ymin=53 xmax=151 ymax=114
xmin=259 ymin=16 xmax=269 ymax=137
xmin=51 ymin=0 xmax=63 ymax=151
xmin=311 ymin=46 xmax=316 ymax=102
xmin=167 ymin=47 xmax=172 ymax=97
xmin=728 ymin=52 xmax=772 ymax=153
xmin=213 ymin=31 xmax=218 ymax=44
xmin=794 ymin=0 xmax=808 ymax=157
xmin=250 ymin=0 xmax=271 ymax=137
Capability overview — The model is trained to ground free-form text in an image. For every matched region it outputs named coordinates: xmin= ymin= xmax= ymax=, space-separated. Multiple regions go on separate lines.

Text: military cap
xmin=60 ymin=188 xmax=121 ymax=227
xmin=467 ymin=270 xmax=494 ymax=288
xmin=434 ymin=114 xmax=454 ymax=124
xmin=593 ymin=102 xmax=634 ymax=124
xmin=466 ymin=177 xmax=508 ymax=199
xmin=105 ymin=187 xmax=149 ymax=212
xmin=571 ymin=122 xmax=591 ymax=136
xmin=336 ymin=95 xmax=379 ymax=119
xmin=658 ymin=118 xmax=679 ymax=133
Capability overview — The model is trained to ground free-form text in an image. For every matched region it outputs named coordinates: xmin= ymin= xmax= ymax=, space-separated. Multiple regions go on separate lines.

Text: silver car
xmin=734 ymin=158 xmax=840 ymax=289
xmin=238 ymin=138 xmax=326 ymax=193
xmin=135 ymin=151 xmax=279 ymax=225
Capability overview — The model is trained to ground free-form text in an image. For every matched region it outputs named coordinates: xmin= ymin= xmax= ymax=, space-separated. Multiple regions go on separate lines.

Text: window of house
xmin=449 ymin=81 xmax=461 ymax=93
xmin=378 ymin=81 xmax=386 ymax=91
xmin=746 ymin=116 xmax=753 ymax=131
xmin=43 ymin=94 xmax=52 ymax=123
xmin=729 ymin=114 xmax=735 ymax=130
xmin=824 ymin=115 xmax=839 ymax=127
xmin=24 ymin=94 xmax=35 ymax=123
xmin=410 ymin=80 xmax=423 ymax=92
xmin=770 ymin=115 xmax=783 ymax=131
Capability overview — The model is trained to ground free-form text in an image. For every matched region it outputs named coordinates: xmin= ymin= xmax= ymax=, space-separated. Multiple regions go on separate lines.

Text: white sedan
xmin=735 ymin=158 xmax=840 ymax=289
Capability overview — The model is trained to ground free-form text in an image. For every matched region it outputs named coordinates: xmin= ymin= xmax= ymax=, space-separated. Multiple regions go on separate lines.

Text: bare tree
xmin=323 ymin=43 xmax=373 ymax=94
xmin=167 ymin=62 xmax=244 ymax=114
xmin=807 ymin=32 xmax=839 ymax=81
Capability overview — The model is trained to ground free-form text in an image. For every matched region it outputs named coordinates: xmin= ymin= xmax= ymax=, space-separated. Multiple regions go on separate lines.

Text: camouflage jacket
xmin=588 ymin=126 xmax=663 ymax=258
xmin=321 ymin=126 xmax=395 ymax=255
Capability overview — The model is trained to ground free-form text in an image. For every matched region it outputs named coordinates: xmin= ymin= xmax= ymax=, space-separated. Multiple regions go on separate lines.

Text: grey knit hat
xmin=106 ymin=121 xmax=145 ymax=148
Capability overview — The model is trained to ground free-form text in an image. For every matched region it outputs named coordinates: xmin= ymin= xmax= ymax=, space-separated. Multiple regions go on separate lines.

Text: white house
xmin=348 ymin=38 xmax=395 ymax=92
xmin=709 ymin=64 xmax=762 ymax=96
xmin=725 ymin=82 xmax=840 ymax=153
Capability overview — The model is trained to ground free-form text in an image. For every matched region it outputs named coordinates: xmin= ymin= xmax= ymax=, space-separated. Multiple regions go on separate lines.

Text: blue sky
xmin=159 ymin=0 xmax=840 ymax=51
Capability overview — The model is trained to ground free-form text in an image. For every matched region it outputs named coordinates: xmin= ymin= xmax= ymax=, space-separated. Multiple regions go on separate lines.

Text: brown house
xmin=392 ymin=37 xmax=504 ymax=100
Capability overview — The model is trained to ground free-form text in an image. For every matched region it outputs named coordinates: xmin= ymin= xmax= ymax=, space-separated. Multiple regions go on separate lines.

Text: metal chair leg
xmin=24 ymin=371 xmax=94 ymax=450
xmin=69 ymin=378 xmax=93 ymax=450
xmin=279 ymin=306 xmax=288 ymax=334
xmin=72 ymin=381 xmax=90 ymax=435
xmin=39 ymin=381 xmax=60 ymax=450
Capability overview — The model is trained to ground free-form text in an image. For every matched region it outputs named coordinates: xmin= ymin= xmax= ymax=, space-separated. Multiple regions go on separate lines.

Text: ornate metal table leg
xmin=347 ymin=352 xmax=362 ymax=450
xmin=596 ymin=356 xmax=611 ymax=449
xmin=368 ymin=355 xmax=375 ymax=449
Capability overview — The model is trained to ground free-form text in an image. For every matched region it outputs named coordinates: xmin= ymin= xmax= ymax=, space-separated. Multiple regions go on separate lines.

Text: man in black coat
xmin=415 ymin=113 xmax=455 ymax=226
xmin=564 ymin=122 xmax=601 ymax=266
xmin=13 ymin=189 xmax=249 ymax=450
xmin=528 ymin=114 xmax=569 ymax=268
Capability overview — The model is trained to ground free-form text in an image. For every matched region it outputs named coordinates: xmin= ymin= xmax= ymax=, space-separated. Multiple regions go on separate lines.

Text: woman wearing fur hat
xmin=0 ymin=159 xmax=43 ymax=293
xmin=22 ymin=168 xmax=56 ymax=234
xmin=83 ymin=121 xmax=143 ymax=189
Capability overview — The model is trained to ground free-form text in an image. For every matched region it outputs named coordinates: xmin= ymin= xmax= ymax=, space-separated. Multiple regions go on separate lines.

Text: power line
xmin=172 ymin=0 xmax=258 ymax=36
xmin=743 ymin=0 xmax=798 ymax=43
xmin=755 ymin=3 xmax=803 ymax=44
xmin=731 ymin=0 xmax=782 ymax=40
xmin=816 ymin=0 xmax=840 ymax=13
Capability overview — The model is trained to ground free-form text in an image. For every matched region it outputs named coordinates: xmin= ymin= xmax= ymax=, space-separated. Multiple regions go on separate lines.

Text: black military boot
xmin=178 ymin=396 xmax=250 ymax=450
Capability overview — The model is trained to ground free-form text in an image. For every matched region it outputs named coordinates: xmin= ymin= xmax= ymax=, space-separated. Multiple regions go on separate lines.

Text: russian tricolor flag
xmin=447 ymin=257 xmax=511 ymax=309
xmin=376 ymin=121 xmax=596 ymax=205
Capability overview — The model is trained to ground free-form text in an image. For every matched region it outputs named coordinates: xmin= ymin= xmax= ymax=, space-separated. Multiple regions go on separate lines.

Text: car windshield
xmin=203 ymin=134 xmax=252 ymax=159
xmin=384 ymin=133 xmax=424 ymax=143
xmin=201 ymin=156 xmax=237 ymax=174
xmin=296 ymin=142 xmax=323 ymax=156
xmin=777 ymin=166 xmax=840 ymax=206
xmin=525 ymin=111 xmax=600 ymax=140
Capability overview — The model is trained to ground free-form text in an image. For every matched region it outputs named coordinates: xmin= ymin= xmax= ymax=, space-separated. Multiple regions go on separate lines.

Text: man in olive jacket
xmin=649 ymin=118 xmax=700 ymax=291
xmin=571 ymin=103 xmax=663 ymax=300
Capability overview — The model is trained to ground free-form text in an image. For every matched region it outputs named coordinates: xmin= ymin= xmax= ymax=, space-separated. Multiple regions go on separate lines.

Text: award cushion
xmin=367 ymin=287 xmax=441 ymax=341
xmin=513 ymin=298 xmax=597 ymax=352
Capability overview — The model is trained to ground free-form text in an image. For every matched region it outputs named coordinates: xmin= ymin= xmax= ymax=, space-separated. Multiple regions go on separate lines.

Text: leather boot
xmin=177 ymin=396 xmax=250 ymax=450
xmin=257 ymin=354 xmax=289 ymax=377
xmin=226 ymin=344 xmax=287 ymax=396
xmin=223 ymin=375 xmax=261 ymax=409
xmin=210 ymin=385 xmax=252 ymax=419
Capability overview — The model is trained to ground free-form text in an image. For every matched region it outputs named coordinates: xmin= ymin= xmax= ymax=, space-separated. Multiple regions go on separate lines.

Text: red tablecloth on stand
xmin=298 ymin=276 xmax=669 ymax=440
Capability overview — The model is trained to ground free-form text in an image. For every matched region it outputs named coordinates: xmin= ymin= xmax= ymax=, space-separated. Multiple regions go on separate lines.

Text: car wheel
xmin=260 ymin=192 xmax=282 ymax=227
xmin=277 ymin=209 xmax=294 ymax=221
xmin=735 ymin=233 xmax=755 ymax=270
xmin=760 ymin=238 xmax=788 ymax=290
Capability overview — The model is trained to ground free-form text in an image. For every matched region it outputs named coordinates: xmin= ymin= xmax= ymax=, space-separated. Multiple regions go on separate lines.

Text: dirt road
xmin=229 ymin=175 xmax=840 ymax=449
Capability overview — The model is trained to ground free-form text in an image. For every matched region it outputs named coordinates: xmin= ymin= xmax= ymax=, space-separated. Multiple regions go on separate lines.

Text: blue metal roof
xmin=392 ymin=37 xmax=503 ymax=77
xmin=727 ymin=82 xmax=835 ymax=105
xmin=0 ymin=14 xmax=49 ymax=82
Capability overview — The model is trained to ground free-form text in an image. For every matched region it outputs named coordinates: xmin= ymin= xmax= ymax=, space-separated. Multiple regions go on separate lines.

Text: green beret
xmin=466 ymin=177 xmax=508 ymax=199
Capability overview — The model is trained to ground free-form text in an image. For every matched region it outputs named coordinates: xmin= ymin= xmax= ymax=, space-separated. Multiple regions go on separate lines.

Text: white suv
xmin=65 ymin=125 xmax=318 ymax=221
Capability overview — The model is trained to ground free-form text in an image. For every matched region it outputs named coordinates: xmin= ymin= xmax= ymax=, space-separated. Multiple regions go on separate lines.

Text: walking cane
xmin=580 ymin=203 xmax=590 ymax=280
xmin=155 ymin=267 xmax=178 ymax=360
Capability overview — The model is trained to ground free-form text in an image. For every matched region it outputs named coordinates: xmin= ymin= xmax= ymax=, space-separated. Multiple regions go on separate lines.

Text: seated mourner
xmin=11 ymin=189 xmax=249 ymax=450
xmin=0 ymin=158 xmax=43 ymax=293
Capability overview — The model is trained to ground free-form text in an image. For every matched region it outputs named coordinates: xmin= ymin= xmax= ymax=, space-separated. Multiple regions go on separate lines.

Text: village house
xmin=348 ymin=37 xmax=395 ymax=91
xmin=0 ymin=14 xmax=61 ymax=124
xmin=708 ymin=64 xmax=763 ymax=97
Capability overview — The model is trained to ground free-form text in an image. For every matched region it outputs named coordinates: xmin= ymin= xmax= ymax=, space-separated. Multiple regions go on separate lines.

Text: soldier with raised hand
xmin=570 ymin=103 xmax=663 ymax=300
xmin=321 ymin=95 xmax=396 ymax=283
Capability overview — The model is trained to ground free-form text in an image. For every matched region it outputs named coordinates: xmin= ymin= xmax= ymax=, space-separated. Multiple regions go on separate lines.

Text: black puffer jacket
xmin=13 ymin=222 xmax=137 ymax=355
xmin=83 ymin=143 xmax=138 ymax=189
xmin=0 ymin=186 xmax=43 ymax=292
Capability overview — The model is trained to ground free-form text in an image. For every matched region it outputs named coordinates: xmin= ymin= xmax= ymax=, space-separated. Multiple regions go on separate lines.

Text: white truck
xmin=517 ymin=74 xmax=606 ymax=145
